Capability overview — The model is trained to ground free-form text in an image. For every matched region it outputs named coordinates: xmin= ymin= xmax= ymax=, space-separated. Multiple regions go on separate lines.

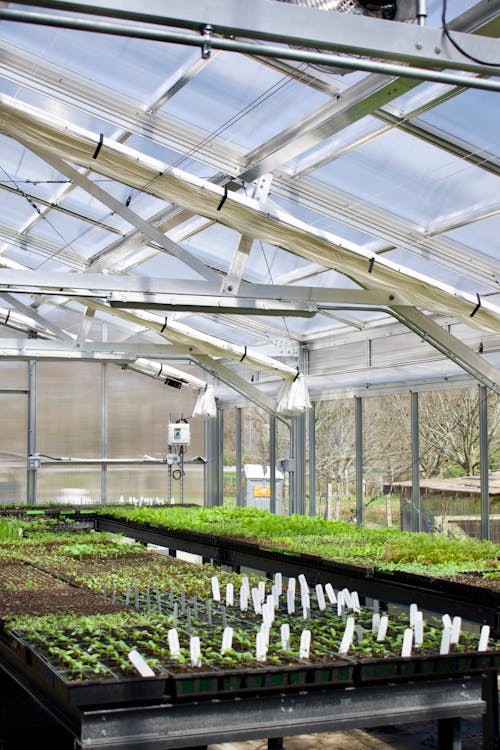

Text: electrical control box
xmin=168 ymin=422 xmax=191 ymax=446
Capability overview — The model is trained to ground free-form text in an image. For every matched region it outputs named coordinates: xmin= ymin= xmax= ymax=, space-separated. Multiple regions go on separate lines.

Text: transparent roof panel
xmin=164 ymin=51 xmax=330 ymax=150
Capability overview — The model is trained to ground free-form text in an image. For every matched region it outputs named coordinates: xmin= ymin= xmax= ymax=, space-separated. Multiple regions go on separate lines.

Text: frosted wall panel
xmin=0 ymin=393 xmax=27 ymax=504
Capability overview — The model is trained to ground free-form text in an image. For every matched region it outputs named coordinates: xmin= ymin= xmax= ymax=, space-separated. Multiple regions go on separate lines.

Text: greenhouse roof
xmin=0 ymin=0 xmax=499 ymax=413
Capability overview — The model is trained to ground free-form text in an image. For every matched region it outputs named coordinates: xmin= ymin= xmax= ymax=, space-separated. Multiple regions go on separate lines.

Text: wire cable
xmin=442 ymin=0 xmax=500 ymax=67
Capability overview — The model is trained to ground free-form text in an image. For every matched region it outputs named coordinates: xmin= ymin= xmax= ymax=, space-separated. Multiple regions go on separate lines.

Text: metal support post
xmin=479 ymin=385 xmax=490 ymax=541
xmin=205 ymin=404 xmax=224 ymax=506
xmin=291 ymin=414 xmax=306 ymax=515
xmin=101 ymin=362 xmax=107 ymax=504
xmin=236 ymin=407 xmax=242 ymax=507
xmin=411 ymin=390 xmax=421 ymax=532
xmin=26 ymin=360 xmax=37 ymax=506
xmin=309 ymin=402 xmax=316 ymax=516
xmin=355 ymin=396 xmax=363 ymax=526
xmin=269 ymin=414 xmax=276 ymax=514
xmin=437 ymin=717 xmax=461 ymax=749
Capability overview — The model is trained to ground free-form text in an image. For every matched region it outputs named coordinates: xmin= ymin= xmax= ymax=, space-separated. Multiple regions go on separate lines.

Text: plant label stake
xmin=226 ymin=583 xmax=234 ymax=607
xmin=298 ymin=573 xmax=308 ymax=591
xmin=440 ymin=626 xmax=452 ymax=655
xmin=351 ymin=591 xmax=360 ymax=613
xmin=211 ymin=576 xmax=221 ymax=602
xmin=299 ymin=629 xmax=311 ymax=659
xmin=258 ymin=580 xmax=266 ymax=603
xmin=186 ymin=608 xmax=192 ymax=633
xmin=221 ymin=626 xmax=233 ymax=654
xmin=478 ymin=625 xmax=490 ymax=652
xmin=190 ymin=636 xmax=202 ymax=667
xmin=301 ymin=587 xmax=310 ymax=615
xmin=193 ymin=595 xmax=199 ymax=619
xmin=173 ymin=602 xmax=178 ymax=628
xmin=240 ymin=585 xmax=249 ymax=612
xmin=260 ymin=623 xmax=270 ymax=647
xmin=339 ymin=617 xmax=355 ymax=655
xmin=337 ymin=593 xmax=344 ymax=618
xmin=355 ymin=624 xmax=363 ymax=643
xmin=281 ymin=623 xmax=291 ymax=651
xmin=373 ymin=599 xmax=379 ymax=613
xmin=288 ymin=577 xmax=296 ymax=598
xmin=372 ymin=612 xmax=380 ymax=635
xmin=128 ymin=649 xmax=155 ymax=677
xmin=376 ymin=615 xmax=389 ymax=642
xmin=315 ymin=583 xmax=326 ymax=611
xmin=450 ymin=616 xmax=461 ymax=645
xmin=442 ymin=613 xmax=452 ymax=630
xmin=134 ymin=586 xmax=140 ymax=610
xmin=155 ymin=588 xmax=162 ymax=614
xmin=180 ymin=590 xmax=186 ymax=612
xmin=341 ymin=588 xmax=352 ymax=609
xmin=409 ymin=603 xmax=418 ymax=626
xmin=125 ymin=584 xmax=131 ymax=606
xmin=274 ymin=572 xmax=283 ymax=596
xmin=401 ymin=628 xmax=413 ymax=658
xmin=252 ymin=587 xmax=263 ymax=614
xmin=414 ymin=614 xmax=424 ymax=647
xmin=287 ymin=588 xmax=295 ymax=615
xmin=325 ymin=583 xmax=336 ymax=604
xmin=221 ymin=604 xmax=227 ymax=628
xmin=207 ymin=600 xmax=212 ymax=625
xmin=256 ymin=631 xmax=267 ymax=662
xmin=271 ymin=584 xmax=280 ymax=608
xmin=168 ymin=628 xmax=181 ymax=658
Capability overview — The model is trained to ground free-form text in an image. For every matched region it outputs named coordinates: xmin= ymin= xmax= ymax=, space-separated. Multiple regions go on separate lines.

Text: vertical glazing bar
xmin=236 ymin=407 xmax=242 ymax=507
xmin=27 ymin=360 xmax=37 ymax=506
xmin=269 ymin=413 xmax=276 ymax=514
xmin=218 ymin=405 xmax=224 ymax=507
xmin=309 ymin=402 xmax=316 ymax=516
xmin=101 ymin=362 xmax=107 ymax=505
xmin=479 ymin=385 xmax=490 ymax=541
xmin=355 ymin=396 xmax=363 ymax=525
xmin=411 ymin=390 xmax=420 ymax=532
xmin=292 ymin=414 xmax=306 ymax=515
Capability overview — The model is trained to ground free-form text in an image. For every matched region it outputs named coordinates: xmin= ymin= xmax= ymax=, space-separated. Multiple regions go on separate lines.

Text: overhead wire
xmin=441 ymin=0 xmax=500 ymax=67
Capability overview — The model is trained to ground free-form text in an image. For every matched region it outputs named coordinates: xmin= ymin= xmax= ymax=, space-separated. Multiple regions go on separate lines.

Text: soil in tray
xmin=0 ymin=560 xmax=127 ymax=618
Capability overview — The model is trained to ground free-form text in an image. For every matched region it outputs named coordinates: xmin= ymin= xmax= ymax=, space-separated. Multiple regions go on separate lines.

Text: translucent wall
xmin=0 ymin=360 xmax=27 ymax=504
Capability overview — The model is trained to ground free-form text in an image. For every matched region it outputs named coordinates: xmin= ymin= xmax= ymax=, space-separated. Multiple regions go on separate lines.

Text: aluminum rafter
xmin=8 ymin=0 xmax=500 ymax=76
xmin=0 ymin=292 xmax=74 ymax=342
xmin=0 ymin=222 xmax=87 ymax=270
xmin=3 ymin=43 xmax=496 ymax=285
xmin=2 ymin=96 xmax=499 ymax=335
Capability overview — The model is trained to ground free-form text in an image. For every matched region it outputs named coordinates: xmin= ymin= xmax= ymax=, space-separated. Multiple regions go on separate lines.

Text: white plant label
xmin=262 ymin=600 xmax=274 ymax=626
xmin=376 ymin=615 xmax=389 ymax=642
xmin=256 ymin=631 xmax=267 ymax=662
xmin=298 ymin=573 xmax=308 ymax=592
xmin=288 ymin=577 xmax=296 ymax=598
xmin=315 ymin=583 xmax=326 ymax=611
xmin=451 ymin=616 xmax=462 ymax=645
xmin=440 ymin=626 xmax=452 ymax=655
xmin=211 ymin=575 xmax=221 ymax=602
xmin=258 ymin=580 xmax=266 ymax=603
xmin=339 ymin=617 xmax=355 ymax=655
xmin=442 ymin=613 xmax=452 ymax=630
xmin=221 ymin=627 xmax=233 ymax=654
xmin=414 ymin=617 xmax=424 ymax=647
xmin=372 ymin=612 xmax=381 ymax=635
xmin=281 ymin=623 xmax=291 ymax=651
xmin=274 ymin=572 xmax=283 ymax=596
xmin=128 ymin=649 xmax=155 ymax=677
xmin=260 ymin=623 xmax=270 ymax=647
xmin=287 ymin=588 xmax=296 ymax=615
xmin=409 ymin=603 xmax=418 ymax=626
xmin=168 ymin=628 xmax=181 ymax=657
xmin=299 ymin=629 xmax=311 ymax=659
xmin=337 ymin=597 xmax=344 ymax=618
xmin=401 ymin=628 xmax=413 ymax=658
xmin=271 ymin=584 xmax=280 ymax=607
xmin=240 ymin=585 xmax=249 ymax=612
xmin=341 ymin=588 xmax=352 ymax=608
xmin=252 ymin=587 xmax=263 ymax=614
xmin=226 ymin=583 xmax=234 ymax=607
xmin=325 ymin=583 xmax=336 ymax=604
xmin=351 ymin=591 xmax=360 ymax=613
xmin=478 ymin=625 xmax=490 ymax=652
xmin=301 ymin=588 xmax=310 ymax=611
xmin=190 ymin=636 xmax=201 ymax=667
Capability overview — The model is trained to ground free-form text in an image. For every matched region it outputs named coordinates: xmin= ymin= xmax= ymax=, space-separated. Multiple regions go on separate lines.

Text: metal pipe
xmin=411 ymin=390 xmax=420 ymax=532
xmin=417 ymin=0 xmax=427 ymax=26
xmin=0 ymin=8 xmax=499 ymax=93
xmin=269 ymin=413 xmax=277 ymax=514
xmin=26 ymin=360 xmax=37 ymax=506
xmin=355 ymin=395 xmax=363 ymax=526
xmin=309 ymin=402 xmax=316 ymax=517
xmin=236 ymin=407 xmax=242 ymax=507
xmin=479 ymin=384 xmax=490 ymax=541
xmin=101 ymin=362 xmax=107 ymax=504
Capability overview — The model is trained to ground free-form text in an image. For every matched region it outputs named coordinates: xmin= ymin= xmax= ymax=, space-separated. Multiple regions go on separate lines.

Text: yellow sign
xmin=254 ymin=485 xmax=270 ymax=497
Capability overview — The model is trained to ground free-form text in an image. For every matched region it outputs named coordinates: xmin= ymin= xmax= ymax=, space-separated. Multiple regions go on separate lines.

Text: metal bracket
xmin=201 ymin=25 xmax=213 ymax=59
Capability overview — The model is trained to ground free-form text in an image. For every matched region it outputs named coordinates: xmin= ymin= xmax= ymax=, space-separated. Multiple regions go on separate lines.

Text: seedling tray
xmin=354 ymin=649 xmax=500 ymax=684
xmin=163 ymin=657 xmax=355 ymax=700
xmin=0 ymin=629 xmax=166 ymax=707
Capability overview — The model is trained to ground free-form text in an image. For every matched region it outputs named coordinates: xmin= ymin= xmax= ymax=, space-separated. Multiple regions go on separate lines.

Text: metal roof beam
xmin=10 ymin=0 xmax=500 ymax=75
xmin=0 ymin=292 xmax=74 ymax=342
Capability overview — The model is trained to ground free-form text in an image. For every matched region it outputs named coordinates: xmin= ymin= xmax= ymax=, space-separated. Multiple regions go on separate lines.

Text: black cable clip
xmin=201 ymin=24 xmax=213 ymax=60
xmin=293 ymin=367 xmax=300 ymax=382
xmin=157 ymin=364 xmax=163 ymax=378
xmin=92 ymin=132 xmax=104 ymax=160
xmin=160 ymin=318 xmax=167 ymax=334
xmin=240 ymin=345 xmax=247 ymax=362
xmin=368 ymin=257 xmax=375 ymax=274
xmin=470 ymin=293 xmax=481 ymax=318
xmin=4 ymin=310 xmax=10 ymax=325
xmin=217 ymin=184 xmax=228 ymax=211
